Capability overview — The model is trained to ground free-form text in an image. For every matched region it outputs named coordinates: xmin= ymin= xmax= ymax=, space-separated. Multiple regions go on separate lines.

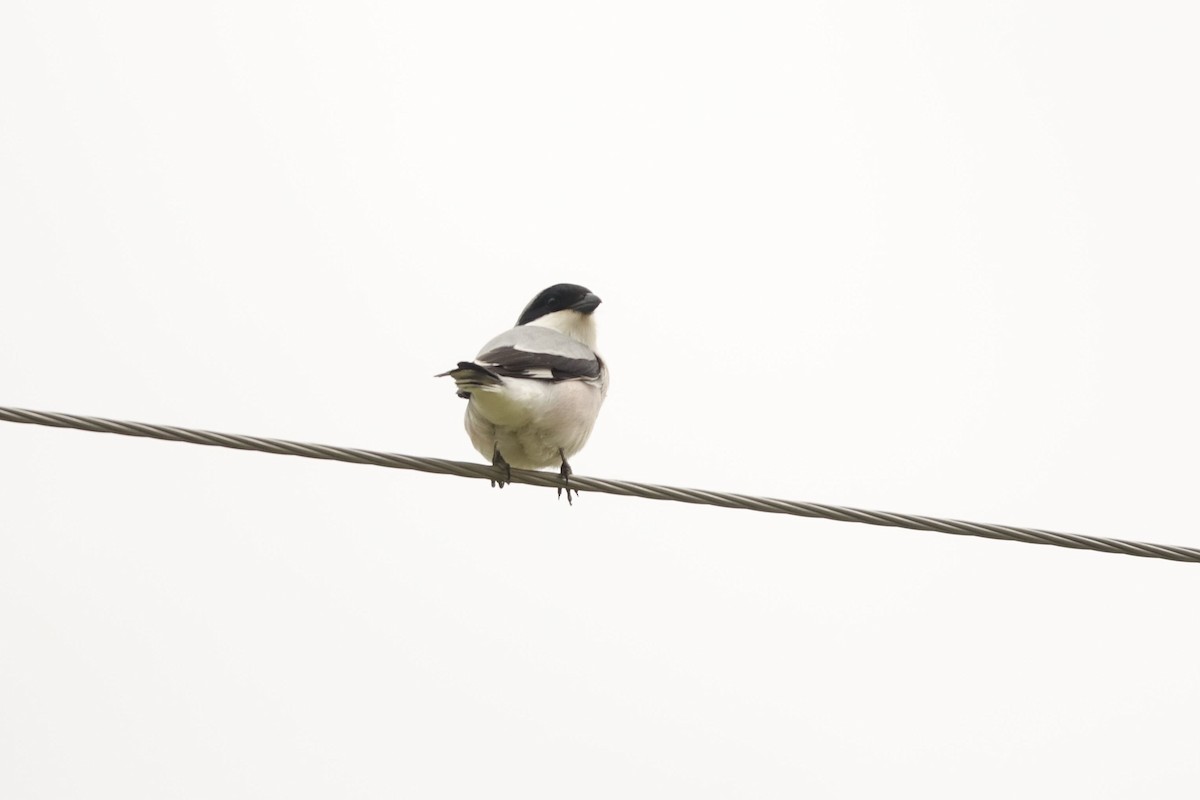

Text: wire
xmin=2 ymin=405 xmax=1197 ymax=564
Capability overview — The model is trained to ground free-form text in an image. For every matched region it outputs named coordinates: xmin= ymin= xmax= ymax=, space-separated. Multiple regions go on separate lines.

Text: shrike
xmin=438 ymin=284 xmax=608 ymax=502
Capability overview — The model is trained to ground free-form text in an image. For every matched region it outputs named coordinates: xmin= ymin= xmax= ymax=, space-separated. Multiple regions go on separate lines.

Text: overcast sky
xmin=3 ymin=2 xmax=1199 ymax=797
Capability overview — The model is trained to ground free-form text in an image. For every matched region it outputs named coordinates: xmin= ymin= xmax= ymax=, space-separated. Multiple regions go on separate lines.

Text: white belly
xmin=464 ymin=378 xmax=603 ymax=469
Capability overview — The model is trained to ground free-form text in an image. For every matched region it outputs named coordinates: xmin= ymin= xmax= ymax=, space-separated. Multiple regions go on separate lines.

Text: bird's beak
xmin=572 ymin=292 xmax=602 ymax=314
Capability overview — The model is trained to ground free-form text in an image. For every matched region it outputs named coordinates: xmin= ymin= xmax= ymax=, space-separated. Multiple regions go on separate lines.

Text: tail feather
xmin=436 ymin=361 xmax=503 ymax=398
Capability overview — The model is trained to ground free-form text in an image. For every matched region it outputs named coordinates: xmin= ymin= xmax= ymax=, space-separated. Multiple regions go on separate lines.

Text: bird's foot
xmin=491 ymin=447 xmax=512 ymax=489
xmin=558 ymin=451 xmax=577 ymax=505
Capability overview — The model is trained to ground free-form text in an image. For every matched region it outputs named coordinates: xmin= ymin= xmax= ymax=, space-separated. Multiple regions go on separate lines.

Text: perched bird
xmin=437 ymin=283 xmax=608 ymax=502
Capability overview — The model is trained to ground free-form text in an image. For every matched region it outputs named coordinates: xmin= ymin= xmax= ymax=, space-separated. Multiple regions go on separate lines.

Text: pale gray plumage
xmin=438 ymin=284 xmax=608 ymax=501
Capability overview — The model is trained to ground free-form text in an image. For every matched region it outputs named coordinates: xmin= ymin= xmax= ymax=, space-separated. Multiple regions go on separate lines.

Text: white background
xmin=2 ymin=2 xmax=1198 ymax=797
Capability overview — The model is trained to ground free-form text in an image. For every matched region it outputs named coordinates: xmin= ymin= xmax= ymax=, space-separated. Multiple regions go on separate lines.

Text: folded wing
xmin=474 ymin=326 xmax=601 ymax=382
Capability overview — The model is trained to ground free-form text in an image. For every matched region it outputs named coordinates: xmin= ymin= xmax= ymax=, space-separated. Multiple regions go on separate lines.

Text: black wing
xmin=477 ymin=345 xmax=601 ymax=381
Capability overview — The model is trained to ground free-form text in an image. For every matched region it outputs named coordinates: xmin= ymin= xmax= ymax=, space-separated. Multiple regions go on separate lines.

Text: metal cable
xmin=2 ymin=405 xmax=1197 ymax=564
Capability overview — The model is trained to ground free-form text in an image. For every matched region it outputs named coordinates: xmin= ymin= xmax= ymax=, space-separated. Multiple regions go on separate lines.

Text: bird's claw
xmin=491 ymin=448 xmax=512 ymax=489
xmin=558 ymin=451 xmax=577 ymax=505
xmin=488 ymin=448 xmax=578 ymax=503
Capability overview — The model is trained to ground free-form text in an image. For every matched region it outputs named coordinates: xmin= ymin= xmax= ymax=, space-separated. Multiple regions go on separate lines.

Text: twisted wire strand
xmin=2 ymin=405 xmax=1197 ymax=564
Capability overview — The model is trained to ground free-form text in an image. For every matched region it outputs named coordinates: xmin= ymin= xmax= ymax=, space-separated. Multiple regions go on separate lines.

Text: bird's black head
xmin=517 ymin=283 xmax=602 ymax=326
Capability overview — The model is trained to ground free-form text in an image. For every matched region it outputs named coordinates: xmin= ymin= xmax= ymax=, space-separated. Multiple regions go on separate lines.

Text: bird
xmin=437 ymin=283 xmax=608 ymax=503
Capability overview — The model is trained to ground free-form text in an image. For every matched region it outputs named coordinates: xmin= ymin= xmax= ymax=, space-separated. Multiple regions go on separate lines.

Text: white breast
xmin=464 ymin=376 xmax=605 ymax=469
